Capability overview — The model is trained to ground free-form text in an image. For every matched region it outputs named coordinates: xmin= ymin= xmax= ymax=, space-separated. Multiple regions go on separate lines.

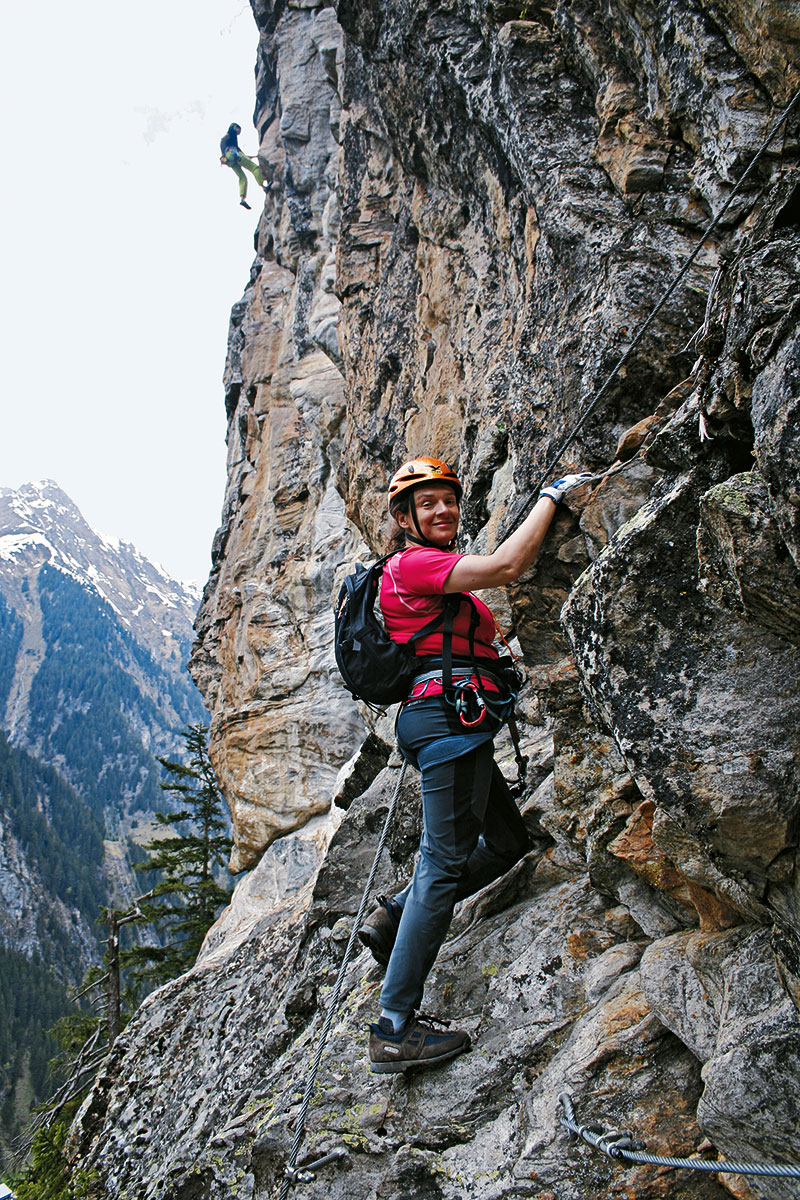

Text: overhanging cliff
xmin=70 ymin=2 xmax=799 ymax=1197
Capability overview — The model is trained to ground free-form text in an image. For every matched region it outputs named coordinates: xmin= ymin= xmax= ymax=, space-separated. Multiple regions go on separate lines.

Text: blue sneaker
xmin=368 ymin=1013 xmax=470 ymax=1073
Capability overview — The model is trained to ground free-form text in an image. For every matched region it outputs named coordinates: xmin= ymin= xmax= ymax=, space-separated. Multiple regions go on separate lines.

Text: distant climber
xmin=219 ymin=122 xmax=269 ymax=210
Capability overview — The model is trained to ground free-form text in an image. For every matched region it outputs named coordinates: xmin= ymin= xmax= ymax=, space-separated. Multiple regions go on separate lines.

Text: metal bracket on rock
xmin=284 ymin=1146 xmax=348 ymax=1185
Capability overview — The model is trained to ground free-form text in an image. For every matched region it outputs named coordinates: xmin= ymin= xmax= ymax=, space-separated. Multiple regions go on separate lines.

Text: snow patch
xmin=0 ymin=532 xmax=55 ymax=560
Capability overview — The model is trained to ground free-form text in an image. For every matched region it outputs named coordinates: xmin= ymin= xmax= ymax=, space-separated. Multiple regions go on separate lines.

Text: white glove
xmin=540 ymin=472 xmax=595 ymax=504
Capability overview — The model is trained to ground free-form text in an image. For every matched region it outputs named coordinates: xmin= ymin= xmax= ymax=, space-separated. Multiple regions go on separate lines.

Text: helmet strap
xmin=401 ymin=492 xmax=457 ymax=551
xmin=408 ymin=492 xmax=428 ymax=543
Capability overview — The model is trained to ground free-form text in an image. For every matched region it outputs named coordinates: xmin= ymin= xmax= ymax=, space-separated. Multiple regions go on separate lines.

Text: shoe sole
xmin=369 ymin=1044 xmax=469 ymax=1074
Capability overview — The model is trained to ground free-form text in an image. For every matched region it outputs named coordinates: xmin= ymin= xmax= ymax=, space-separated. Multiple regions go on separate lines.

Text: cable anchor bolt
xmin=284 ymin=1147 xmax=348 ymax=1185
xmin=597 ymin=1130 xmax=642 ymax=1159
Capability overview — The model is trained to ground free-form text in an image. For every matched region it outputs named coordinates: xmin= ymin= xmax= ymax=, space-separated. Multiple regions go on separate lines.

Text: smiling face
xmin=395 ymin=482 xmax=461 ymax=548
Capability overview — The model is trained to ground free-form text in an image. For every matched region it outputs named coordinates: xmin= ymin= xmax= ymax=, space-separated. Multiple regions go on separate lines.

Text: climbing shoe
xmin=358 ymin=895 xmax=401 ymax=966
xmin=369 ymin=1013 xmax=470 ymax=1074
xmin=240 ymin=198 xmax=252 ymax=209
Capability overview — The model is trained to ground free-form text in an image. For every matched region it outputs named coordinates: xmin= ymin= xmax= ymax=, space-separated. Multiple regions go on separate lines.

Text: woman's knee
xmin=413 ymin=848 xmax=466 ymax=900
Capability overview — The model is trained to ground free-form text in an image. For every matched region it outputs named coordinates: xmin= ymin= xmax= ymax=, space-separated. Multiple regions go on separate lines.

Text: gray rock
xmin=642 ymin=927 xmax=800 ymax=1199
xmin=752 ymin=330 xmax=800 ymax=572
xmin=698 ymin=469 xmax=800 ymax=646
xmin=563 ymin=468 xmax=800 ymax=938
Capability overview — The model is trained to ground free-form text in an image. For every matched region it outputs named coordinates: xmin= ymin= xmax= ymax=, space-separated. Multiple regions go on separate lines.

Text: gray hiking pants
xmin=380 ymin=695 xmax=529 ymax=1015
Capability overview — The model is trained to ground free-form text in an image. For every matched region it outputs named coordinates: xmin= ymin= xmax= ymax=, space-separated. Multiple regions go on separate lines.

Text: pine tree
xmin=6 ymin=1117 xmax=97 ymax=1199
xmin=6 ymin=730 xmax=232 ymax=1187
xmin=123 ymin=725 xmax=232 ymax=993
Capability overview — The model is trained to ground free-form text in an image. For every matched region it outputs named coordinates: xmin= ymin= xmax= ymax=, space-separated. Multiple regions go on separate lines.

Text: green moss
xmin=703 ymin=471 xmax=757 ymax=517
xmin=474 ymin=1167 xmax=501 ymax=1183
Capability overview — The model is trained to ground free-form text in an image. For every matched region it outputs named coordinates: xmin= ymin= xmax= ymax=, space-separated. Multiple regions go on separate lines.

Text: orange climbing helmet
xmin=388 ymin=457 xmax=462 ymax=509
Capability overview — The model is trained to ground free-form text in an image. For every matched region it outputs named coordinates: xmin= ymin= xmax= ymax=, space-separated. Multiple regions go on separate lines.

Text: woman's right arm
xmin=443 ymin=497 xmax=556 ymax=592
xmin=443 ymin=473 xmax=593 ymax=593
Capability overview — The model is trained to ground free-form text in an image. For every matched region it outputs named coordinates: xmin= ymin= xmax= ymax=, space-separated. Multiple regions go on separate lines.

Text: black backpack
xmin=333 ymin=552 xmax=454 ymax=707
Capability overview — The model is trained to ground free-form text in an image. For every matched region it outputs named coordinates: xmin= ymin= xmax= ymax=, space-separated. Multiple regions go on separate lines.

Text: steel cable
xmin=504 ymin=82 xmax=800 ymax=535
xmin=278 ymin=758 xmax=408 ymax=1198
xmin=559 ymin=1092 xmax=800 ymax=1180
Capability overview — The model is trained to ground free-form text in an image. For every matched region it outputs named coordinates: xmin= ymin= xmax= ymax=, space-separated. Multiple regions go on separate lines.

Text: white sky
xmin=0 ymin=0 xmax=264 ymax=584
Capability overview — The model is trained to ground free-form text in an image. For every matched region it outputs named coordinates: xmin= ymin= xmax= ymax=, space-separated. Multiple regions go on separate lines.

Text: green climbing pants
xmin=224 ymin=149 xmax=264 ymax=199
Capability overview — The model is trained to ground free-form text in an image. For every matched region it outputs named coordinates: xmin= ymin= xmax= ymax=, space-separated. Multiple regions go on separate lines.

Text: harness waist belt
xmin=411 ymin=668 xmax=502 ymax=690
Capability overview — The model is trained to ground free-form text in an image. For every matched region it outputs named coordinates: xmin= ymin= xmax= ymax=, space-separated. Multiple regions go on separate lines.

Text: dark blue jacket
xmin=220 ymin=125 xmax=240 ymax=157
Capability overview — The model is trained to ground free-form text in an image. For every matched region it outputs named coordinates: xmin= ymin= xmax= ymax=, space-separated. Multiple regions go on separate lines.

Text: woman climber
xmin=359 ymin=455 xmax=592 ymax=1074
xmin=219 ymin=122 xmax=269 ymax=209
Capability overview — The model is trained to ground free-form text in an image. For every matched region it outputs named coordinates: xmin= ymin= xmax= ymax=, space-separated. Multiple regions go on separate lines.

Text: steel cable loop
xmin=504 ymin=82 xmax=800 ymax=538
xmin=278 ymin=758 xmax=408 ymax=1198
xmin=558 ymin=1092 xmax=800 ymax=1180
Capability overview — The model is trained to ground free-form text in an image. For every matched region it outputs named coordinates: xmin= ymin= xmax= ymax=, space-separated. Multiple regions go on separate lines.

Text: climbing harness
xmin=504 ymin=81 xmax=800 ymax=537
xmin=558 ymin=1092 xmax=800 ymax=1180
xmin=434 ymin=592 xmax=529 ymax=784
xmin=406 ymin=661 xmax=528 ymax=787
xmin=277 ymin=759 xmax=408 ymax=1199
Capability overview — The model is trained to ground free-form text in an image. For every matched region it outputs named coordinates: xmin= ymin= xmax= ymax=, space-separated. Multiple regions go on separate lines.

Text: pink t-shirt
xmin=380 ymin=546 xmax=500 ymax=660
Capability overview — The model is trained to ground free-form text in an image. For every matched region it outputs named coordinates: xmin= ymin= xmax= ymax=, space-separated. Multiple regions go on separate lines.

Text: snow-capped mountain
xmin=0 ymin=480 xmax=200 ymax=673
xmin=0 ymin=484 xmax=209 ymax=1147
xmin=0 ymin=481 xmax=207 ymax=816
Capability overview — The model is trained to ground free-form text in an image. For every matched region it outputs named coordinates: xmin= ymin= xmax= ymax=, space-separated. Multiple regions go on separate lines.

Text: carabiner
xmin=454 ymin=680 xmax=487 ymax=728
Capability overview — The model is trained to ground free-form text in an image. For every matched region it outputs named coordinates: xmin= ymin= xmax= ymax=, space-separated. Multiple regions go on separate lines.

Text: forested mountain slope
xmin=0 ymin=729 xmax=106 ymax=1162
xmin=0 ymin=728 xmax=105 ymax=976
xmin=0 ymin=482 xmax=207 ymax=1162
xmin=0 ymin=481 xmax=206 ymax=821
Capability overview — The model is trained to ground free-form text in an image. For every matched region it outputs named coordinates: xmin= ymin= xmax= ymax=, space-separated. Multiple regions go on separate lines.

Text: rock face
xmin=74 ymin=1 xmax=799 ymax=1197
xmin=189 ymin=4 xmax=364 ymax=871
